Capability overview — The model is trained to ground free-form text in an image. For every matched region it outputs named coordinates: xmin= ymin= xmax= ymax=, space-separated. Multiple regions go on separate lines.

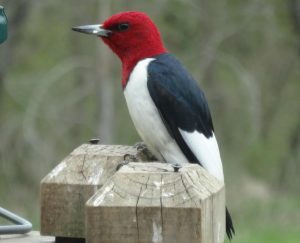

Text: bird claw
xmin=116 ymin=160 xmax=130 ymax=171
xmin=134 ymin=141 xmax=147 ymax=151
xmin=116 ymin=153 xmax=139 ymax=171
xmin=134 ymin=141 xmax=157 ymax=161
xmin=123 ymin=153 xmax=139 ymax=162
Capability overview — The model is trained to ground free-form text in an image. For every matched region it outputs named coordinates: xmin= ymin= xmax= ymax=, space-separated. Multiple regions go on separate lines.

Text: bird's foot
xmin=134 ymin=141 xmax=157 ymax=161
xmin=116 ymin=154 xmax=138 ymax=171
xmin=171 ymin=164 xmax=182 ymax=173
xmin=134 ymin=141 xmax=147 ymax=151
xmin=123 ymin=153 xmax=139 ymax=162
xmin=116 ymin=160 xmax=129 ymax=171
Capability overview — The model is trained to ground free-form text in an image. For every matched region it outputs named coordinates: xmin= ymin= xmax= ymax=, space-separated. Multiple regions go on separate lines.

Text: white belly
xmin=123 ymin=58 xmax=189 ymax=165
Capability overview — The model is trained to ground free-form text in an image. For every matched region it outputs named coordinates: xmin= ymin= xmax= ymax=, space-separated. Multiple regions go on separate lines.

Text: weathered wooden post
xmin=41 ymin=144 xmax=225 ymax=243
xmin=86 ymin=162 xmax=225 ymax=243
xmin=40 ymin=143 xmax=143 ymax=241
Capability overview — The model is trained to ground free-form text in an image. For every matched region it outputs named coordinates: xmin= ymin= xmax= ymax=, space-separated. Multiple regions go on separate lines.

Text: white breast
xmin=123 ymin=58 xmax=189 ymax=166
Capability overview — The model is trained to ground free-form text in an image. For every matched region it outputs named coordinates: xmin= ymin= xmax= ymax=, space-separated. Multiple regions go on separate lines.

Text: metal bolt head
xmin=172 ymin=164 xmax=182 ymax=173
xmin=89 ymin=138 xmax=100 ymax=145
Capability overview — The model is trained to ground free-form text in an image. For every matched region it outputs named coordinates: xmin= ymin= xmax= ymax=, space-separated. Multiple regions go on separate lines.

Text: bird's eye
xmin=117 ymin=23 xmax=129 ymax=31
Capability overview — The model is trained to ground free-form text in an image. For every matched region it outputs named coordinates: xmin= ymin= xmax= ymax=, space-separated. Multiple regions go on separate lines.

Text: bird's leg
xmin=134 ymin=141 xmax=147 ymax=151
xmin=171 ymin=164 xmax=182 ymax=173
xmin=117 ymin=141 xmax=151 ymax=171
xmin=134 ymin=141 xmax=157 ymax=161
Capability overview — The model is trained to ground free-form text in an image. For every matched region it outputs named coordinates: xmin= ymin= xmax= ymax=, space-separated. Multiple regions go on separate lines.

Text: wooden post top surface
xmin=87 ymin=162 xmax=223 ymax=207
xmin=41 ymin=144 xmax=138 ymax=185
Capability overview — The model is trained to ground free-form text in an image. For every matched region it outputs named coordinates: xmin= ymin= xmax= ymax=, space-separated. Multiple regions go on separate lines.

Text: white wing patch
xmin=179 ymin=129 xmax=224 ymax=182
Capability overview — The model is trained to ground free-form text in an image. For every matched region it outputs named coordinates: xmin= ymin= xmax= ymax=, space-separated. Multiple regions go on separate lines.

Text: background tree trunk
xmin=96 ymin=0 xmax=114 ymax=143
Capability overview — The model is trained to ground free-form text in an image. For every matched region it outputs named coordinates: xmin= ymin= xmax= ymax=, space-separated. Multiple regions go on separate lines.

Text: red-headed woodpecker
xmin=73 ymin=11 xmax=234 ymax=239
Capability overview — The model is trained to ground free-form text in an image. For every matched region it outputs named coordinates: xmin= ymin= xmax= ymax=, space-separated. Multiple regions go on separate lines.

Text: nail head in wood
xmin=88 ymin=138 xmax=100 ymax=145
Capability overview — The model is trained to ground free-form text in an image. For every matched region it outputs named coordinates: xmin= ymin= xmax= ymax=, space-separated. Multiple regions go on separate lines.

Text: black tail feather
xmin=226 ymin=207 xmax=235 ymax=240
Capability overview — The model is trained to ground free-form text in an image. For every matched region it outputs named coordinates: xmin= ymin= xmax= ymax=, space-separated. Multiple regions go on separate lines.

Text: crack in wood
xmin=160 ymin=174 xmax=164 ymax=239
xmin=79 ymin=149 xmax=88 ymax=181
xmin=186 ymin=171 xmax=210 ymax=197
xmin=145 ymin=175 xmax=150 ymax=190
xmin=181 ymin=174 xmax=197 ymax=207
xmin=136 ymin=185 xmax=143 ymax=243
xmin=111 ymin=185 xmax=126 ymax=199
xmin=195 ymin=169 xmax=214 ymax=195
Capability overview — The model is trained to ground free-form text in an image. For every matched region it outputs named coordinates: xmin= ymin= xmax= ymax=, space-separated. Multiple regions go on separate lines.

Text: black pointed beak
xmin=72 ymin=24 xmax=111 ymax=37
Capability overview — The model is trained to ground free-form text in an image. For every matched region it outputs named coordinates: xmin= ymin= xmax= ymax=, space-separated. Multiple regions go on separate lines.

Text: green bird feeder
xmin=0 ymin=6 xmax=8 ymax=44
xmin=0 ymin=5 xmax=33 ymax=236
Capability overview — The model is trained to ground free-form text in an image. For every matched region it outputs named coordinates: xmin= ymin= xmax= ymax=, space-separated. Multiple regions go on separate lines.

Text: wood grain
xmin=40 ymin=144 xmax=140 ymax=238
xmin=86 ymin=162 xmax=225 ymax=243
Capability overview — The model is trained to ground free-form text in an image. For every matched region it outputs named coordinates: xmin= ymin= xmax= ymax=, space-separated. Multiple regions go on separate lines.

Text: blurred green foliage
xmin=0 ymin=0 xmax=300 ymax=241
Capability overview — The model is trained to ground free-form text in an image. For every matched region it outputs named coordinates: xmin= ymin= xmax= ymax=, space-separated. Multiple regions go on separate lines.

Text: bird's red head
xmin=101 ymin=12 xmax=166 ymax=62
xmin=73 ymin=11 xmax=167 ymax=87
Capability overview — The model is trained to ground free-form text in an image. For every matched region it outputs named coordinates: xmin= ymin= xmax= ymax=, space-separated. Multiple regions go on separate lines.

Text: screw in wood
xmin=89 ymin=138 xmax=100 ymax=145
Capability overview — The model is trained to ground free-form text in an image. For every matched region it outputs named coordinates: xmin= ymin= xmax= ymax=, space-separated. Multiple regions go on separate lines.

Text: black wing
xmin=147 ymin=53 xmax=214 ymax=164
